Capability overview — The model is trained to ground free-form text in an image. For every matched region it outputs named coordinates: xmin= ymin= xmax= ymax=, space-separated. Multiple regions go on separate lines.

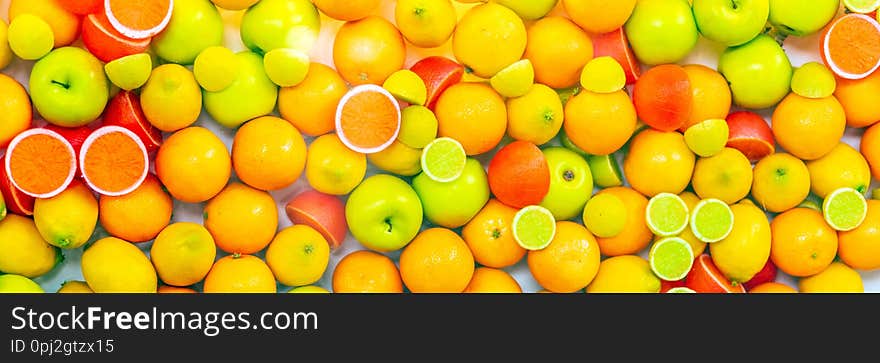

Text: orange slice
xmin=105 ymin=0 xmax=173 ymax=40
xmin=4 ymin=128 xmax=77 ymax=199
xmin=79 ymin=126 xmax=149 ymax=196
xmin=821 ymin=13 xmax=880 ymax=80
xmin=335 ymin=84 xmax=401 ymax=154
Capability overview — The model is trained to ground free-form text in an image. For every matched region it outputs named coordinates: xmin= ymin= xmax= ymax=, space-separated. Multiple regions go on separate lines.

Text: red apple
xmin=0 ymin=153 xmax=34 ymax=216
xmin=726 ymin=111 xmax=775 ymax=162
xmin=103 ymin=91 xmax=163 ymax=155
xmin=685 ymin=254 xmax=746 ymax=293
xmin=409 ymin=56 xmax=464 ymax=110
xmin=592 ymin=27 xmax=641 ymax=85
xmin=743 ymin=259 xmax=778 ymax=291
xmin=285 ymin=190 xmax=348 ymax=250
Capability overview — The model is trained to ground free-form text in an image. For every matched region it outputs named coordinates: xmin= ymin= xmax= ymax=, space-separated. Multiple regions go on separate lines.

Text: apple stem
xmin=51 ymin=80 xmax=70 ymax=90
xmin=384 ymin=217 xmax=393 ymax=233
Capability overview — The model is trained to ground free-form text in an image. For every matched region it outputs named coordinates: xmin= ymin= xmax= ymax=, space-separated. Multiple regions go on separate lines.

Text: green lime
xmin=580 ymin=56 xmax=626 ymax=94
xmin=513 ymin=205 xmax=557 ymax=251
xmin=646 ymin=193 xmax=690 ymax=237
xmin=790 ymin=62 xmax=837 ymax=99
xmin=383 ymin=69 xmax=427 ymax=106
xmin=104 ymin=53 xmax=153 ymax=91
xmin=490 ymin=59 xmax=534 ymax=98
xmin=398 ymin=105 xmax=438 ymax=149
xmin=649 ymin=237 xmax=695 ymax=281
xmin=822 ymin=187 xmax=868 ymax=231
xmin=420 ymin=137 xmax=467 ymax=183
xmin=582 ymin=193 xmax=627 ymax=238
xmin=690 ymin=198 xmax=734 ymax=243
xmin=263 ymin=48 xmax=310 ymax=87
xmin=193 ymin=46 xmax=239 ymax=92
xmin=843 ymin=0 xmax=880 ymax=13
xmin=586 ymin=154 xmax=624 ymax=188
xmin=666 ymin=287 xmax=696 ymax=293
xmin=684 ymin=118 xmax=729 ymax=157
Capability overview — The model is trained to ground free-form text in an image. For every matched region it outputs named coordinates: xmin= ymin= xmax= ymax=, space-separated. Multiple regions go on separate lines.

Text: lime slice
xmin=582 ymin=193 xmax=627 ymax=238
xmin=586 ymin=154 xmax=624 ymax=188
xmin=104 ymin=53 xmax=153 ymax=91
xmin=822 ymin=187 xmax=868 ymax=231
xmin=791 ymin=62 xmax=837 ymax=99
xmin=684 ymin=118 xmax=729 ymax=157
xmin=383 ymin=69 xmax=427 ymax=106
xmin=844 ymin=0 xmax=880 ymax=13
xmin=490 ymin=59 xmax=535 ymax=98
xmin=580 ymin=56 xmax=626 ymax=94
xmin=873 ymin=188 xmax=880 ymax=200
xmin=420 ymin=137 xmax=467 ymax=183
xmin=398 ymin=106 xmax=438 ymax=149
xmin=646 ymin=193 xmax=690 ymax=237
xmin=513 ymin=205 xmax=557 ymax=251
xmin=690 ymin=198 xmax=734 ymax=243
xmin=666 ymin=287 xmax=696 ymax=293
xmin=649 ymin=237 xmax=695 ymax=281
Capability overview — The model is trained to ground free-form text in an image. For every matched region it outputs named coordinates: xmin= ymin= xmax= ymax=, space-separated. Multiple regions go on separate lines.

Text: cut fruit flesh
xmin=4 ymin=129 xmax=77 ymax=199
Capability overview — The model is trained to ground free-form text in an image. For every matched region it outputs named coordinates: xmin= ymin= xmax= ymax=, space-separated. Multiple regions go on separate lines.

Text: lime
xmin=586 ymin=154 xmax=624 ymax=188
xmin=580 ymin=56 xmax=626 ymax=94
xmin=822 ymin=187 xmax=868 ymax=231
xmin=684 ymin=119 xmax=729 ymax=157
xmin=646 ymin=193 xmax=690 ymax=237
xmin=490 ymin=59 xmax=534 ymax=98
xmin=797 ymin=197 xmax=822 ymax=212
xmin=873 ymin=188 xmax=880 ymax=200
xmin=193 ymin=46 xmax=239 ymax=92
xmin=512 ymin=205 xmax=556 ymax=251
xmin=420 ymin=137 xmax=467 ymax=182
xmin=556 ymin=85 xmax=581 ymax=106
xmin=649 ymin=237 xmax=695 ymax=281
xmin=582 ymin=193 xmax=627 ymax=238
xmin=383 ymin=69 xmax=427 ymax=106
xmin=790 ymin=62 xmax=837 ymax=99
xmin=7 ymin=14 xmax=54 ymax=61
xmin=666 ymin=286 xmax=696 ymax=293
xmin=559 ymin=130 xmax=588 ymax=157
xmin=843 ymin=0 xmax=880 ymax=13
xmin=398 ymin=105 xmax=438 ymax=149
xmin=104 ymin=53 xmax=153 ymax=91
xmin=263 ymin=48 xmax=310 ymax=87
xmin=0 ymin=192 xmax=6 ymax=221
xmin=690 ymin=198 xmax=734 ymax=243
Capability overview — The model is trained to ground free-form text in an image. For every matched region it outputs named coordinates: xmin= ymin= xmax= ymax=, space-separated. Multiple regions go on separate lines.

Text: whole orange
xmin=462 ymin=199 xmax=526 ymax=269
xmin=771 ymin=93 xmax=846 ymax=161
xmin=0 ymin=74 xmax=31 ymax=148
xmin=863 ymin=123 xmax=880 ymax=180
xmin=594 ymin=187 xmax=653 ymax=256
xmin=834 ymin=71 xmax=880 ymax=128
xmin=399 ymin=228 xmax=475 ymax=293
xmin=203 ymin=255 xmax=277 ymax=293
xmin=623 ymin=129 xmax=695 ymax=197
xmin=155 ymin=127 xmax=231 ymax=203
xmin=838 ymin=200 xmax=880 ymax=270
xmin=463 ymin=267 xmax=522 ymax=293
xmin=563 ymin=89 xmax=637 ymax=156
xmin=99 ymin=174 xmax=173 ymax=243
xmin=204 ymin=182 xmax=279 ymax=255
xmin=749 ymin=282 xmax=798 ymax=293
xmin=435 ymin=83 xmax=507 ymax=156
xmin=312 ymin=0 xmax=380 ymax=21
xmin=333 ymin=16 xmax=406 ymax=85
xmin=232 ymin=116 xmax=307 ymax=191
xmin=681 ymin=64 xmax=732 ymax=131
xmin=528 ymin=221 xmax=601 ymax=293
xmin=563 ymin=0 xmax=637 ymax=34
xmin=9 ymin=0 xmax=81 ymax=47
xmin=487 ymin=141 xmax=550 ymax=209
xmin=524 ymin=16 xmax=593 ymax=89
xmin=278 ymin=63 xmax=348 ymax=137
xmin=770 ymin=208 xmax=838 ymax=277
xmin=332 ymin=250 xmax=403 ymax=293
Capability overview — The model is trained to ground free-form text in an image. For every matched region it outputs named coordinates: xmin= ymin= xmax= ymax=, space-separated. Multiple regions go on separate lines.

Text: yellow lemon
xmin=395 ymin=0 xmax=457 ymax=48
xmin=799 ymin=262 xmax=864 ymax=293
xmin=150 ymin=222 xmax=217 ymax=287
xmin=506 ymin=83 xmax=565 ymax=145
xmin=367 ymin=140 xmax=423 ymax=176
xmin=0 ymin=274 xmax=44 ymax=293
xmin=586 ymin=255 xmax=661 ymax=293
xmin=266 ymin=225 xmax=330 ymax=287
xmin=289 ymin=285 xmax=330 ymax=293
xmin=140 ymin=64 xmax=203 ymax=132
xmin=806 ymin=142 xmax=872 ymax=198
xmin=751 ymin=153 xmax=811 ymax=213
xmin=33 ymin=181 xmax=98 ymax=249
xmin=452 ymin=2 xmax=527 ymax=78
xmin=232 ymin=116 xmax=308 ymax=191
xmin=0 ymin=214 xmax=59 ymax=278
xmin=623 ymin=129 xmax=695 ymax=197
xmin=0 ymin=20 xmax=11 ymax=70
xmin=57 ymin=280 xmax=93 ymax=293
xmin=692 ymin=148 xmax=754 ymax=204
xmin=82 ymin=237 xmax=158 ymax=293
xmin=305 ymin=133 xmax=367 ymax=195
xmin=709 ymin=202 xmax=772 ymax=284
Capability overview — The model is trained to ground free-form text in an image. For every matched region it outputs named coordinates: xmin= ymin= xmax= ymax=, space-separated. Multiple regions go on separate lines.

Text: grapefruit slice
xmin=79 ymin=126 xmax=149 ymax=197
xmin=0 ymin=153 xmax=35 ymax=216
xmin=103 ymin=91 xmax=163 ymax=155
xmin=335 ymin=84 xmax=402 ymax=154
xmin=4 ymin=128 xmax=77 ymax=199
xmin=592 ymin=27 xmax=641 ymax=85
xmin=82 ymin=12 xmax=151 ymax=63
xmin=105 ymin=0 xmax=173 ymax=40
xmin=821 ymin=13 xmax=880 ymax=80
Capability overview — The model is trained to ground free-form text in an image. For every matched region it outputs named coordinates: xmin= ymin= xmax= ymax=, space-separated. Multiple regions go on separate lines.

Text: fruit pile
xmin=1 ymin=0 xmax=879 ymax=294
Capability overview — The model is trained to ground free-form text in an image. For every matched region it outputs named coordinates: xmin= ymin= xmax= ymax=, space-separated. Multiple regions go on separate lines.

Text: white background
xmin=2 ymin=0 xmax=878 ymax=292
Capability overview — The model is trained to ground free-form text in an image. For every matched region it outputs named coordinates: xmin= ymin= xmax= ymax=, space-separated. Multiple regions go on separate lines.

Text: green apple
xmin=719 ymin=34 xmax=793 ymax=109
xmin=152 ymin=0 xmax=224 ymax=65
xmin=769 ymin=0 xmax=840 ymax=37
xmin=539 ymin=147 xmax=593 ymax=221
xmin=240 ymin=0 xmax=321 ymax=55
xmin=345 ymin=174 xmax=424 ymax=253
xmin=624 ymin=0 xmax=699 ymax=65
xmin=692 ymin=0 xmax=770 ymax=46
xmin=412 ymin=158 xmax=490 ymax=229
xmin=203 ymin=51 xmax=278 ymax=129
xmin=0 ymin=274 xmax=43 ymax=293
xmin=29 ymin=47 xmax=109 ymax=127
xmin=495 ymin=0 xmax=559 ymax=20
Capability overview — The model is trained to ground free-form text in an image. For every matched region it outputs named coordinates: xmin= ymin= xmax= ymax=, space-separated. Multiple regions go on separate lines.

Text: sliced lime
xmin=690 ymin=198 xmax=734 ymax=243
xmin=580 ymin=56 xmax=626 ymax=94
xmin=513 ymin=205 xmax=557 ymax=251
xmin=490 ymin=59 xmax=534 ymax=98
xmin=649 ymin=237 xmax=695 ymax=281
xmin=684 ymin=119 xmax=729 ymax=157
xmin=383 ymin=69 xmax=427 ymax=106
xmin=420 ymin=137 xmax=466 ymax=183
xmin=844 ymin=0 xmax=880 ymax=13
xmin=398 ymin=105 xmax=438 ymax=149
xmin=791 ymin=62 xmax=837 ymax=99
xmin=822 ymin=187 xmax=868 ymax=231
xmin=666 ymin=287 xmax=696 ymax=293
xmin=586 ymin=154 xmax=624 ymax=188
xmin=104 ymin=53 xmax=153 ymax=91
xmin=582 ymin=193 xmax=627 ymax=238
xmin=646 ymin=193 xmax=690 ymax=237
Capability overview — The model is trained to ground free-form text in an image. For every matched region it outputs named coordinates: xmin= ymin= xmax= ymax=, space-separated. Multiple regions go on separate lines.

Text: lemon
xmin=398 ymin=106 xmax=438 ymax=149
xmin=586 ymin=255 xmax=661 ymax=293
xmin=266 ymin=225 xmax=331 ymax=287
xmin=799 ymin=262 xmax=864 ymax=293
xmin=82 ymin=237 xmax=158 ymax=293
xmin=0 ymin=214 xmax=60 ymax=278
xmin=580 ymin=56 xmax=626 ymax=94
xmin=692 ymin=147 xmax=753 ymax=204
xmin=791 ymin=62 xmax=836 ymax=99
xmin=506 ymin=83 xmax=565 ymax=145
xmin=395 ymin=0 xmax=457 ymax=48
xmin=0 ymin=19 xmax=12 ymax=70
xmin=0 ymin=274 xmax=44 ymax=293
xmin=104 ymin=53 xmax=153 ymax=91
xmin=150 ymin=222 xmax=217 ymax=287
xmin=709 ymin=202 xmax=771 ymax=284
xmin=490 ymin=59 xmax=535 ymax=98
xmin=684 ymin=119 xmax=729 ymax=157
xmin=453 ymin=3 xmax=527 ymax=78
xmin=752 ymin=153 xmax=811 ymax=213
xmin=806 ymin=142 xmax=872 ymax=198
xmin=368 ymin=140 xmax=423 ymax=176
xmin=305 ymin=133 xmax=367 ymax=195
xmin=57 ymin=280 xmax=94 ymax=293
xmin=33 ymin=182 xmax=98 ymax=249
xmin=383 ymin=69 xmax=428 ymax=106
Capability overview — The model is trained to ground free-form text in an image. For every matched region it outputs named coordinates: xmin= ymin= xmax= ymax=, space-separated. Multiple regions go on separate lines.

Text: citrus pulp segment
xmin=4 ymin=128 xmax=77 ymax=199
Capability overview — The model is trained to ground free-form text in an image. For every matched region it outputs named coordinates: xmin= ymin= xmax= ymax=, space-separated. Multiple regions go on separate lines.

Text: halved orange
xmin=335 ymin=84 xmax=401 ymax=154
xmin=79 ymin=126 xmax=149 ymax=196
xmin=82 ymin=12 xmax=151 ymax=63
xmin=105 ymin=0 xmax=173 ymax=40
xmin=821 ymin=13 xmax=880 ymax=80
xmin=4 ymin=128 xmax=77 ymax=199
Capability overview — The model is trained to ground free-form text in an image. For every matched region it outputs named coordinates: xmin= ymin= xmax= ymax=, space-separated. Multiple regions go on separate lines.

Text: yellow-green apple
xmin=693 ymin=0 xmax=770 ymax=46
xmin=29 ymin=47 xmax=109 ymax=127
xmin=539 ymin=147 xmax=593 ymax=221
xmin=152 ymin=0 xmax=224 ymax=65
xmin=203 ymin=51 xmax=279 ymax=129
xmin=345 ymin=174 xmax=424 ymax=252
xmin=719 ymin=34 xmax=793 ymax=109
xmin=240 ymin=0 xmax=321 ymax=55
xmin=412 ymin=158 xmax=490 ymax=229
xmin=769 ymin=0 xmax=840 ymax=37
xmin=624 ymin=0 xmax=699 ymax=65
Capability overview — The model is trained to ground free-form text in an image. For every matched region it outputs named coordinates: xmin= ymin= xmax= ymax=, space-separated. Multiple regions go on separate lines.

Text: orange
xmin=798 ymin=262 xmax=864 ymax=293
xmin=594 ymin=187 xmax=653 ymax=257
xmin=462 ymin=199 xmax=527 ymax=269
xmin=452 ymin=3 xmax=527 ymax=78
xmin=524 ymin=16 xmax=593 ymax=89
xmin=749 ymin=282 xmax=798 ymax=293
xmin=834 ymin=71 xmax=880 ymax=128
xmin=771 ymin=93 xmax=846 ymax=161
xmin=99 ymin=174 xmax=173 ymax=243
xmin=563 ymin=0 xmax=637 ymax=34
xmin=820 ymin=13 xmax=880 ymax=80
xmin=563 ymin=89 xmax=637 ymax=156
xmin=203 ymin=255 xmax=277 ymax=293
xmin=150 ymin=222 xmax=216 ymax=287
xmin=838 ymin=200 xmax=880 ymax=270
xmin=106 ymin=0 xmax=173 ymax=39
xmin=681 ymin=64 xmax=732 ymax=131
xmin=399 ymin=228 xmax=475 ymax=293
xmin=80 ymin=126 xmax=149 ymax=196
xmin=81 ymin=12 xmax=151 ymax=63
xmin=232 ymin=116 xmax=307 ymax=191
xmin=487 ymin=141 xmax=551 ymax=209
xmin=155 ymin=127 xmax=231 ymax=203
xmin=464 ymin=267 xmax=522 ymax=293
xmin=623 ymin=129 xmax=696 ymax=197
xmin=265 ymin=225 xmax=330 ymax=287
xmin=333 ymin=16 xmax=406 ymax=85
xmin=312 ymin=0 xmax=380 ymax=21
xmin=210 ymin=0 xmax=261 ymax=11
xmin=332 ymin=250 xmax=403 ymax=293
xmin=633 ymin=64 xmax=693 ymax=132
xmin=770 ymin=208 xmax=838 ymax=277
xmin=0 ymin=74 xmax=32 ymax=148
xmin=336 ymin=85 xmax=401 ymax=154
xmin=435 ymin=83 xmax=507 ymax=156
xmin=528 ymin=221 xmax=601 ymax=293
xmin=278 ymin=63 xmax=348 ymax=137
xmin=5 ymin=129 xmax=76 ymax=198
xmin=204 ymin=182 xmax=279 ymax=255
xmin=9 ymin=0 xmax=81 ymax=47
xmin=863 ymin=123 xmax=880 ymax=180
xmin=305 ymin=133 xmax=368 ymax=196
